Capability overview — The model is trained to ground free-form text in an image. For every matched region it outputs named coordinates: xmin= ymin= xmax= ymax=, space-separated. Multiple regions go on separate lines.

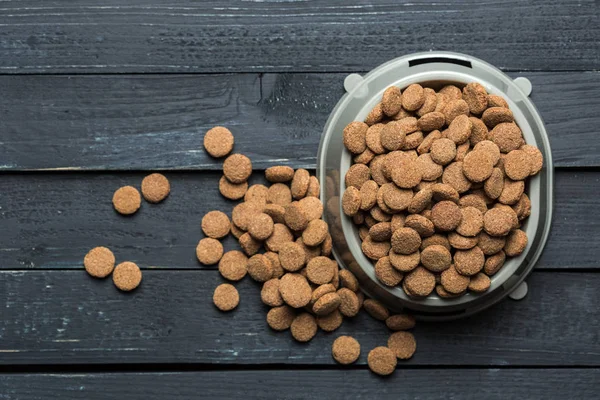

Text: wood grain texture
xmin=0 ymin=72 xmax=599 ymax=170
xmin=1 ymin=369 xmax=599 ymax=400
xmin=0 ymin=270 xmax=598 ymax=366
xmin=0 ymin=0 xmax=597 ymax=73
xmin=0 ymin=170 xmax=597 ymax=270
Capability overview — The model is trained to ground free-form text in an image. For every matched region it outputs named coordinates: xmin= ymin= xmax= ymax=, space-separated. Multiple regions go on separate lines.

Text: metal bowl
xmin=317 ymin=52 xmax=553 ymax=321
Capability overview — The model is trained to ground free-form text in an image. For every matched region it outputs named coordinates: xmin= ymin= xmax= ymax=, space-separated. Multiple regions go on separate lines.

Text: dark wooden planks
xmin=0 ymin=270 xmax=599 ymax=366
xmin=0 ymin=170 xmax=598 ymax=270
xmin=0 ymin=71 xmax=599 ymax=170
xmin=1 ymin=369 xmax=599 ymax=400
xmin=0 ymin=0 xmax=597 ymax=73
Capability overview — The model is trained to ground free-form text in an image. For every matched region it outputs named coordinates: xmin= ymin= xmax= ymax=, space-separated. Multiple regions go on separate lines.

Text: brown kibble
xmin=313 ymin=292 xmax=341 ymax=316
xmin=401 ymin=131 xmax=424 ymax=150
xmin=408 ymin=188 xmax=432 ymax=214
xmin=306 ymin=256 xmax=335 ymax=285
xmin=218 ymin=250 xmax=248 ymax=281
xmin=459 ymin=193 xmax=488 ymax=214
xmin=504 ymin=229 xmax=528 ymax=256
xmin=491 ymin=123 xmax=523 ymax=153
xmin=389 ymin=250 xmax=420 ymax=272
xmin=141 ymin=173 xmax=170 ymax=203
xmin=391 ymin=160 xmax=422 ymax=189
xmin=306 ymin=176 xmax=320 ymax=198
xmin=113 ymin=186 xmax=141 ymax=215
xmin=390 ymin=213 xmax=405 ymax=232
xmin=484 ymin=207 xmax=518 ymax=236
xmin=462 ymin=82 xmax=488 ymax=115
xmin=404 ymin=214 xmax=435 ymax=238
xmin=439 ymin=85 xmax=463 ymax=100
xmin=267 ymin=183 xmax=293 ymax=206
xmin=416 ymin=153 xmax=443 ymax=181
xmin=421 ymin=234 xmax=451 ymax=251
xmin=430 ymin=138 xmax=457 ymax=166
xmin=218 ymin=175 xmax=248 ymax=200
xmin=264 ymin=203 xmax=286 ymax=224
xmin=382 ymin=150 xmax=414 ymax=179
xmin=311 ymin=284 xmax=337 ymax=306
xmin=363 ymin=298 xmax=390 ymax=321
xmin=298 ymin=196 xmax=324 ymax=222
xmin=444 ymin=99 xmax=470 ymax=125
xmin=448 ymin=232 xmax=479 ymax=250
xmin=368 ymin=347 xmax=397 ymax=376
xmin=369 ymin=222 xmax=392 ymax=242
xmin=345 ymin=163 xmax=371 ymax=189
xmin=440 ymin=265 xmax=470 ymax=294
xmin=284 ymin=202 xmax=309 ymax=231
xmin=248 ymin=213 xmax=274 ymax=241
xmin=484 ymin=168 xmax=505 ymax=199
xmin=512 ymin=193 xmax=532 ymax=221
xmin=359 ymin=180 xmax=379 ymax=211
xmin=317 ymin=309 xmax=343 ymax=332
xmin=482 ymin=107 xmax=514 ymax=128
xmin=365 ymin=103 xmax=384 ymax=126
xmin=473 ymin=140 xmax=501 ymax=165
xmin=477 ymin=232 xmax=507 ymax=255
xmin=447 ymin=114 xmax=472 ymax=144
xmin=202 ymin=210 xmax=231 ymax=239
xmin=84 ymin=247 xmax=115 ymax=278
xmin=488 ymin=94 xmax=509 ymax=108
xmin=386 ymin=314 xmax=416 ymax=331
xmin=417 ymin=129 xmax=442 ymax=154
xmin=343 ymin=121 xmax=368 ymax=154
xmin=420 ymin=245 xmax=451 ymax=272
xmin=431 ymin=183 xmax=460 ymax=203
xmin=388 ymin=331 xmax=416 ymax=360
xmin=302 ymin=219 xmax=328 ymax=247
xmin=382 ymin=86 xmax=403 ymax=116
xmin=375 ymin=256 xmax=404 ymax=286
xmin=278 ymin=241 xmax=306 ymax=272
xmin=261 ymin=279 xmax=283 ymax=307
xmin=417 ymin=112 xmax=445 ymax=132
xmin=365 ymin=124 xmax=386 ymax=154
xmin=342 ymin=186 xmax=361 ymax=217
xmin=291 ymin=169 xmax=310 ymax=199
xmin=337 ymin=288 xmax=360 ymax=317
xmin=203 ymin=126 xmax=234 ymax=158
xmin=468 ymin=273 xmax=491 ymax=293
xmin=469 ymin=117 xmax=489 ymax=145
xmin=223 ymin=154 xmax=252 ymax=184
xmin=504 ymin=150 xmax=532 ymax=180
xmin=243 ymin=184 xmax=268 ymax=205
xmin=196 ymin=238 xmax=224 ymax=265
xmin=380 ymin=121 xmax=407 ymax=151
xmin=443 ymin=162 xmax=472 ymax=193
xmin=296 ymin=237 xmax=321 ymax=263
xmin=436 ymin=284 xmax=462 ymax=298
xmin=232 ymin=201 xmax=262 ymax=231
xmin=416 ymin=88 xmax=438 ymax=117
xmin=454 ymin=142 xmax=470 ymax=162
xmin=380 ymin=183 xmax=412 ymax=212
xmin=498 ymin=178 xmax=525 ymax=205
xmin=265 ymin=166 xmax=294 ymax=183
xmin=290 ymin=313 xmax=318 ymax=342
xmin=239 ymin=232 xmax=262 ymax=256
xmin=456 ymin=206 xmax=484 ymax=237
xmin=332 ymin=336 xmax=361 ymax=365
xmin=267 ymin=305 xmax=295 ymax=331
xmin=247 ymin=254 xmax=273 ymax=282
xmin=336 ymin=269 xmax=357 ymax=292
xmin=454 ymin=246 xmax=485 ymax=276
xmin=213 ymin=283 xmax=239 ymax=311
xmin=431 ymin=201 xmax=462 ymax=231
xmin=520 ymin=144 xmax=543 ymax=175
xmin=402 ymin=84 xmax=425 ymax=111
xmin=113 ymin=261 xmax=142 ymax=291
xmin=279 ymin=273 xmax=312 ymax=308
xmin=484 ymin=250 xmax=506 ymax=276
xmin=391 ymin=227 xmax=421 ymax=255
xmin=403 ymin=266 xmax=435 ymax=297
xmin=463 ymin=151 xmax=494 ymax=183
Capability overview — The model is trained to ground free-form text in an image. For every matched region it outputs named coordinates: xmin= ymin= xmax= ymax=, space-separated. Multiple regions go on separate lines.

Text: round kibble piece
xmin=469 ymin=117 xmax=489 ymax=145
xmin=218 ymin=250 xmax=248 ymax=281
xmin=268 ymin=183 xmax=293 ymax=206
xmin=417 ymin=129 xmax=441 ymax=154
xmin=223 ymin=154 xmax=252 ymax=184
xmin=311 ymin=284 xmax=337 ymax=306
xmin=248 ymin=213 xmax=274 ymax=241
xmin=436 ymin=284 xmax=461 ymax=298
xmin=302 ymin=219 xmax=328 ymax=247
xmin=431 ymin=138 xmax=457 ymax=166
xmin=416 ymin=153 xmax=443 ymax=181
xmin=440 ymin=85 xmax=463 ymax=99
xmin=484 ymin=251 xmax=506 ymax=276
xmin=504 ymin=150 xmax=532 ymax=180
xmin=462 ymin=82 xmax=488 ymax=114
xmin=391 ymin=160 xmax=422 ymax=189
xmin=375 ymin=256 xmax=404 ymax=286
xmin=512 ymin=192 xmax=532 ymax=220
xmin=402 ymin=131 xmax=424 ymax=150
xmin=291 ymin=169 xmax=310 ymax=199
xmin=267 ymin=305 xmax=295 ymax=331
xmin=388 ymin=331 xmax=416 ymax=360
xmin=232 ymin=201 xmax=262 ymax=231
xmin=402 ymin=84 xmax=425 ymax=111
xmin=297 ymin=237 xmax=321 ymax=262
xmin=421 ymin=245 xmax=451 ymax=272
xmin=261 ymin=279 xmax=283 ymax=307
xmin=279 ymin=273 xmax=312 ymax=308
xmin=332 ymin=336 xmax=361 ymax=365
xmin=444 ymin=99 xmax=470 ymax=125
xmin=84 ymin=247 xmax=115 ymax=278
xmin=484 ymin=207 xmax=518 ymax=236
xmin=431 ymin=201 xmax=462 ymax=231
xmin=432 ymin=183 xmax=460 ymax=203
xmin=504 ymin=229 xmax=528 ymax=256
xmin=443 ymin=162 xmax=472 ymax=193
xmin=364 ymin=299 xmax=390 ymax=321
xmin=213 ymin=283 xmax=239 ymax=311
xmin=478 ymin=232 xmax=507 ymax=255
xmin=291 ymin=313 xmax=318 ymax=342
xmin=440 ymin=265 xmax=470 ymax=294
xmin=488 ymin=94 xmax=509 ymax=108
xmin=454 ymin=247 xmax=485 ymax=276
xmin=218 ymin=175 xmax=248 ymax=200
xmin=521 ymin=144 xmax=543 ymax=175
xmin=459 ymin=193 xmax=488 ymax=214
xmin=381 ymin=183 xmax=413 ymax=212
xmin=317 ymin=310 xmax=343 ymax=332
xmin=196 ymin=238 xmax=224 ymax=265
xmin=491 ymin=123 xmax=523 ymax=153
xmin=265 ymin=223 xmax=294 ymax=252
xmin=389 ymin=250 xmax=420 ymax=272
xmin=365 ymin=103 xmax=384 ymax=126
xmin=380 ymin=122 xmax=407 ymax=151
xmin=456 ymin=206 xmax=484 ymax=237
xmin=265 ymin=166 xmax=294 ymax=182
xmin=366 ymin=124 xmax=385 ymax=154
xmin=284 ymin=203 xmax=309 ymax=231
xmin=203 ymin=126 xmax=234 ymax=158
xmin=362 ymin=236 xmax=391 ymax=260
xmin=421 ymin=234 xmax=451 ymax=251
xmin=201 ymin=211 xmax=231 ymax=239
xmin=447 ymin=114 xmax=472 ymax=144
xmin=369 ymin=222 xmax=392 ymax=242
xmin=313 ymin=292 xmax=341 ymax=316
xmin=245 ymin=184 xmax=269 ymax=205
xmin=391 ymin=227 xmax=421 ymax=255
xmin=113 ymin=261 xmax=142 ymax=291
xmin=468 ymin=272 xmax=491 ymax=293
xmin=113 ymin=186 xmax=141 ymax=215
xmin=359 ymin=180 xmax=379 ymax=211
xmin=403 ymin=267 xmax=436 ymax=297
xmin=463 ymin=151 xmax=494 ymax=183
xmin=306 ymin=257 xmax=335 ymax=285
xmin=482 ymin=107 xmax=514 ymax=128
xmin=448 ymin=232 xmax=478 ymax=250
xmin=417 ymin=88 xmax=438 ymax=116
xmin=417 ymin=112 xmax=445 ymax=132
xmin=484 ymin=168 xmax=505 ymax=199
xmin=382 ymin=86 xmax=403 ymax=116
xmin=337 ymin=288 xmax=360 ymax=317
xmin=298 ymin=196 xmax=324 ymax=222
xmin=498 ymin=178 xmax=525 ymax=205
xmin=354 ymin=149 xmax=374 ymax=164
xmin=368 ymin=347 xmax=397 ymax=376
xmin=386 ymin=314 xmax=416 ymax=331
xmin=473 ymin=140 xmax=501 ymax=165
xmin=345 ymin=164 xmax=371 ymax=189
xmin=247 ymin=254 xmax=273 ymax=282
xmin=343 ymin=121 xmax=368 ymax=154
xmin=306 ymin=176 xmax=320 ymax=197
xmin=278 ymin=242 xmax=306 ymax=272
xmin=240 ymin=232 xmax=262 ymax=256
xmin=141 ymin=173 xmax=170 ymax=203
xmin=408 ymin=188 xmax=432 ymax=214
xmin=339 ymin=269 xmax=359 ymax=292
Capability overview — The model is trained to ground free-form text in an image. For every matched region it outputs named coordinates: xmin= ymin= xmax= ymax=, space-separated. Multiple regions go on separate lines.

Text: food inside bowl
xmin=340 ymin=81 xmax=543 ymax=300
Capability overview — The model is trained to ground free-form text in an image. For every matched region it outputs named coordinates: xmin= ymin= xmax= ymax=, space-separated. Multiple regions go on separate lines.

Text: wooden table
xmin=0 ymin=1 xmax=599 ymax=398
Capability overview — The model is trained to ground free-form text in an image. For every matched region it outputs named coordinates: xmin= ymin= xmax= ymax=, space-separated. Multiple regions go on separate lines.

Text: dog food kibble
xmin=265 ymin=166 xmax=295 ymax=183
xmin=223 ymin=154 xmax=252 ymax=184
xmin=245 ymin=184 xmax=269 ymax=205
xmin=386 ymin=314 xmax=416 ymax=331
xmin=339 ymin=269 xmax=360 ymax=291
xmin=431 ymin=201 xmax=462 ymax=231
xmin=213 ymin=283 xmax=239 ymax=311
xmin=363 ymin=299 xmax=390 ymax=321
xmin=112 ymin=261 xmax=142 ymax=291
xmin=484 ymin=207 xmax=517 ymax=237
xmin=196 ymin=238 xmax=224 ymax=265
xmin=291 ymin=312 xmax=318 ymax=342
xmin=468 ymin=272 xmax=491 ymax=293
xmin=218 ymin=250 xmax=248 ymax=281
xmin=420 ymin=245 xmax=451 ymax=272
xmin=84 ymin=246 xmax=116 ymax=278
xmin=267 ymin=305 xmax=295 ymax=331
xmin=247 ymin=254 xmax=274 ymax=282
xmin=454 ymin=246 xmax=485 ymax=276
xmin=248 ymin=213 xmax=274 ymax=241
xmin=337 ymin=288 xmax=360 ymax=317
xmin=204 ymin=126 xmax=234 ymax=158
xmin=201 ymin=211 xmax=231 ymax=239
xmin=317 ymin=310 xmax=344 ymax=332
xmin=404 ymin=267 xmax=436 ymax=297
xmin=141 ymin=173 xmax=170 ymax=203
xmin=440 ymin=265 xmax=470 ymax=294
xmin=388 ymin=331 xmax=417 ymax=360
xmin=313 ymin=292 xmax=341 ymax=316
xmin=331 ymin=336 xmax=361 ymax=366
xmin=112 ymin=186 xmax=141 ymax=215
xmin=279 ymin=273 xmax=312 ymax=308
xmin=504 ymin=229 xmax=528 ymax=256
xmin=343 ymin=121 xmax=368 ymax=154
xmin=375 ymin=256 xmax=404 ymax=286
xmin=260 ymin=279 xmax=283 ymax=307
xmin=382 ymin=86 xmax=403 ymax=116
xmin=368 ymin=347 xmax=397 ymax=376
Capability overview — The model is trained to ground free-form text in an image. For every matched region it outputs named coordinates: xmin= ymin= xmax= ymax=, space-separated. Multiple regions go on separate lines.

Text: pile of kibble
xmin=200 ymin=126 xmax=416 ymax=375
xmin=341 ymin=82 xmax=542 ymax=298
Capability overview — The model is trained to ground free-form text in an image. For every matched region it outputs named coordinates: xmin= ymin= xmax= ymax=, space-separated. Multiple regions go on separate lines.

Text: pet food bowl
xmin=317 ymin=51 xmax=553 ymax=321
